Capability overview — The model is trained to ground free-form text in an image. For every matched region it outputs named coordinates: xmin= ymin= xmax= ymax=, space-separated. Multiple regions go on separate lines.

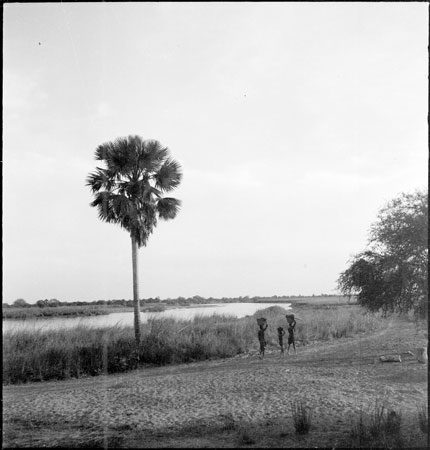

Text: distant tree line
xmin=3 ymin=293 xmax=342 ymax=308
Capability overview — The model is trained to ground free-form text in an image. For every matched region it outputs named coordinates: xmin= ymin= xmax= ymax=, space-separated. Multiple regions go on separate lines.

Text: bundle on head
xmin=257 ymin=318 xmax=267 ymax=326
xmin=286 ymin=314 xmax=295 ymax=324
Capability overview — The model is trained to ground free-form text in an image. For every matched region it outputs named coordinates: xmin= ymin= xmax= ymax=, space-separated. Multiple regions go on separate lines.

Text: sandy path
xmin=3 ymin=318 xmax=427 ymax=447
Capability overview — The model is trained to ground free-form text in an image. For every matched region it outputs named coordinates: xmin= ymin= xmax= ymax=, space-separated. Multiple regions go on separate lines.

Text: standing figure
xmin=277 ymin=326 xmax=286 ymax=355
xmin=286 ymin=315 xmax=297 ymax=354
xmin=258 ymin=322 xmax=268 ymax=359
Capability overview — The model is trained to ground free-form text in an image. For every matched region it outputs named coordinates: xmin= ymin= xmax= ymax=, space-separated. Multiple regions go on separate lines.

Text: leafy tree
xmin=13 ymin=298 xmax=29 ymax=308
xmin=338 ymin=190 xmax=428 ymax=318
xmin=87 ymin=136 xmax=182 ymax=344
xmin=47 ymin=299 xmax=61 ymax=307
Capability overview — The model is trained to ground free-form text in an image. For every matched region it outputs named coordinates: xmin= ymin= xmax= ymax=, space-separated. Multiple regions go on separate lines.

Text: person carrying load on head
xmin=286 ymin=314 xmax=297 ymax=354
xmin=257 ymin=318 xmax=268 ymax=359
xmin=277 ymin=326 xmax=286 ymax=355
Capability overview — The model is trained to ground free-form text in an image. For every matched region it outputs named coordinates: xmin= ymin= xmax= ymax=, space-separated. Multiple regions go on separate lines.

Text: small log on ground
xmin=416 ymin=347 xmax=428 ymax=364
xmin=379 ymin=355 xmax=402 ymax=363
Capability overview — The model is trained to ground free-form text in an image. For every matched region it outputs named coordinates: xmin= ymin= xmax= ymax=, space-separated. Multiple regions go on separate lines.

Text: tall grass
xmin=350 ymin=401 xmax=403 ymax=448
xmin=3 ymin=305 xmax=385 ymax=384
xmin=252 ymin=305 xmax=382 ymax=346
xmin=3 ymin=314 xmax=252 ymax=384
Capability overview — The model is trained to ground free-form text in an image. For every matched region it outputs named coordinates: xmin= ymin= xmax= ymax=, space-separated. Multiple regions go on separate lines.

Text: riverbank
xmin=2 ymin=295 xmax=349 ymax=319
xmin=2 ymin=304 xmax=166 ymax=320
xmin=3 ymin=312 xmax=427 ymax=448
xmin=3 ymin=303 xmax=378 ymax=385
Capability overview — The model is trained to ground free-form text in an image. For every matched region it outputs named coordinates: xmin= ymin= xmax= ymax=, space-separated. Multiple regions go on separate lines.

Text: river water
xmin=2 ymin=302 xmax=291 ymax=333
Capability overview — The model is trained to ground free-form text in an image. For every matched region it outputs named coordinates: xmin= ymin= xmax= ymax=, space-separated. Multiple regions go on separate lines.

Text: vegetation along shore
xmin=2 ymin=295 xmax=347 ymax=319
xmin=3 ymin=302 xmax=381 ymax=385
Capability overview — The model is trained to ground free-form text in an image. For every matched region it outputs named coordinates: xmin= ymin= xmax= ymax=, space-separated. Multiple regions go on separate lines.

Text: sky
xmin=3 ymin=2 xmax=428 ymax=303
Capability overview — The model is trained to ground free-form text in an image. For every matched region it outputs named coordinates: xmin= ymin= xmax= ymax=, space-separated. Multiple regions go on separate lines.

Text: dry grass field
xmin=3 ymin=302 xmax=427 ymax=448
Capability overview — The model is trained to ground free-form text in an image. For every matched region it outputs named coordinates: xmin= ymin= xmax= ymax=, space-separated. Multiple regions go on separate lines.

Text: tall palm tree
xmin=86 ymin=135 xmax=182 ymax=345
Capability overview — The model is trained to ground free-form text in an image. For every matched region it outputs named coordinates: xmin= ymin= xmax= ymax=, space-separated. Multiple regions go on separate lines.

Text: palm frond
xmin=157 ymin=197 xmax=181 ymax=220
xmin=122 ymin=178 xmax=161 ymax=201
xmin=90 ymin=191 xmax=135 ymax=226
xmin=131 ymin=204 xmax=158 ymax=247
xmin=94 ymin=142 xmax=111 ymax=161
xmin=111 ymin=194 xmax=133 ymax=221
xmin=137 ymin=140 xmax=169 ymax=173
xmin=86 ymin=167 xmax=116 ymax=193
xmin=95 ymin=137 xmax=136 ymax=175
xmin=109 ymin=136 xmax=136 ymax=174
xmin=154 ymin=158 xmax=183 ymax=192
xmin=133 ymin=226 xmax=152 ymax=248
xmin=140 ymin=202 xmax=158 ymax=227
xmin=90 ymin=191 xmax=119 ymax=224
xmin=143 ymin=184 xmax=162 ymax=200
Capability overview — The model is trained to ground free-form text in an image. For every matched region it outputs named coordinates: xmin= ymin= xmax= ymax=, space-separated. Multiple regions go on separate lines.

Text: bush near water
xmin=3 ymin=306 xmax=382 ymax=384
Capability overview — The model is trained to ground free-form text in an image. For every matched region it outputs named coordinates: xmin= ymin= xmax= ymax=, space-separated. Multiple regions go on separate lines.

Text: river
xmin=2 ymin=302 xmax=292 ymax=333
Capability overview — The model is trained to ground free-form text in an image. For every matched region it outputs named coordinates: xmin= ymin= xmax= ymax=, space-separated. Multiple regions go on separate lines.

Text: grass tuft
xmin=291 ymin=400 xmax=312 ymax=435
xmin=236 ymin=424 xmax=257 ymax=445
xmin=219 ymin=413 xmax=237 ymax=431
xmin=350 ymin=401 xmax=403 ymax=448
xmin=417 ymin=403 xmax=428 ymax=434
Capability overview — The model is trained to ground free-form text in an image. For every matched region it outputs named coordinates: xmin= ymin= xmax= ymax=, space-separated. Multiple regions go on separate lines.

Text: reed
xmin=3 ymin=305 xmax=385 ymax=384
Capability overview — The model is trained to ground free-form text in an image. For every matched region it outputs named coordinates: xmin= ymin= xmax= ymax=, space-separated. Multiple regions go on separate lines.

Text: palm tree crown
xmin=86 ymin=135 xmax=182 ymax=247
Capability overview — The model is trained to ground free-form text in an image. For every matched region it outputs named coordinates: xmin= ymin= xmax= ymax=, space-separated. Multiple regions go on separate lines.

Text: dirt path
xmin=3 ymin=317 xmax=427 ymax=448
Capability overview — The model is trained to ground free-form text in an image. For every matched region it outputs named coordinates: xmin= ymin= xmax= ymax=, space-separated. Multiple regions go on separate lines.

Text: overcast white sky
xmin=3 ymin=3 xmax=428 ymax=303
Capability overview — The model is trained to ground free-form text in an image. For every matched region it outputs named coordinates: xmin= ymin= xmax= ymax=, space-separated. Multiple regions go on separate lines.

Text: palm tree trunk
xmin=131 ymin=234 xmax=141 ymax=345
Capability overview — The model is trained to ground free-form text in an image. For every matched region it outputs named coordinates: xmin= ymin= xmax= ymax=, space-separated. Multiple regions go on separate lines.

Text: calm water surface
xmin=3 ymin=302 xmax=291 ymax=333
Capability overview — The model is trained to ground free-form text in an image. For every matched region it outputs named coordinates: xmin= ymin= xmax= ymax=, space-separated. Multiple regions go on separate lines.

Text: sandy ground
xmin=2 ymin=316 xmax=428 ymax=448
